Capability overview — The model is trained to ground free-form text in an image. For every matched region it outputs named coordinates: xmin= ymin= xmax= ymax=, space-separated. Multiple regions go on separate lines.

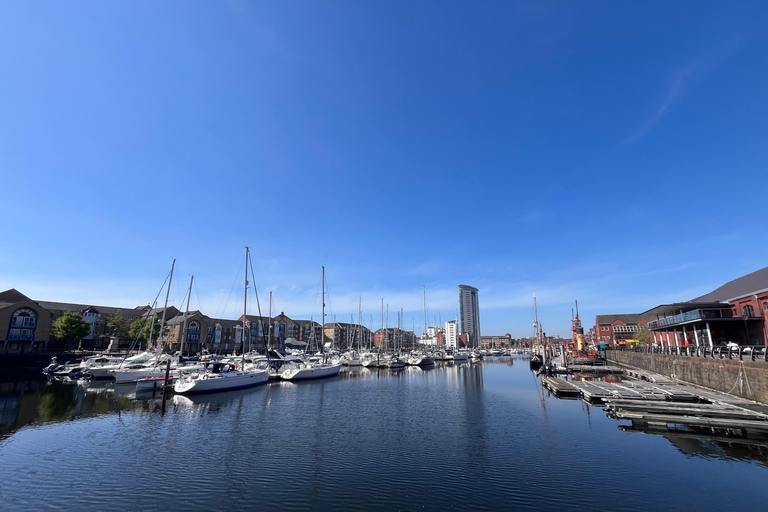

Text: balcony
xmin=647 ymin=308 xmax=757 ymax=329
xmin=8 ymin=331 xmax=34 ymax=341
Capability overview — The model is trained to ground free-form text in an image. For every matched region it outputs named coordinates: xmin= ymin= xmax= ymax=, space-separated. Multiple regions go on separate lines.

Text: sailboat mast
xmin=242 ymin=247 xmax=248 ymax=366
xmin=381 ymin=298 xmax=384 ymax=351
xmin=321 ymin=266 xmax=325 ymax=354
xmin=180 ymin=275 xmax=193 ymax=357
xmin=533 ymin=292 xmax=539 ymax=349
xmin=386 ymin=303 xmax=389 ymax=352
xmin=157 ymin=258 xmax=175 ymax=356
xmin=423 ymin=285 xmax=427 ymax=339
xmin=147 ymin=302 xmax=157 ymax=350
xmin=268 ymin=291 xmax=272 ymax=352
xmin=358 ymin=297 xmax=362 ymax=353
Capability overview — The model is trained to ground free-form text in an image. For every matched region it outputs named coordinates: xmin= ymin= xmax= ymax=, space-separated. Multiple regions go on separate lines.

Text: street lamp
xmin=741 ymin=310 xmax=750 ymax=361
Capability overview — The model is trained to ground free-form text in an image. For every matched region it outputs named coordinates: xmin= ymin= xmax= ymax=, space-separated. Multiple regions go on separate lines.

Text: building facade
xmin=459 ymin=284 xmax=481 ymax=348
xmin=0 ymin=289 xmax=54 ymax=354
xmin=480 ymin=334 xmax=512 ymax=348
xmin=444 ymin=320 xmax=458 ymax=348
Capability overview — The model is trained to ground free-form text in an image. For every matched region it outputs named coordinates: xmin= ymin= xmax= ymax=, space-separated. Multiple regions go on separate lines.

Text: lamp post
xmin=741 ymin=310 xmax=750 ymax=361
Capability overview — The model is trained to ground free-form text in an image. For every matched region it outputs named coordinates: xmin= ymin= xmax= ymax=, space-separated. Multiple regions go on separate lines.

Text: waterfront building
xmin=645 ymin=267 xmax=768 ymax=351
xmin=373 ymin=328 xmax=415 ymax=350
xmin=324 ymin=322 xmax=372 ymax=349
xmin=459 ymin=284 xmax=481 ymax=348
xmin=164 ymin=311 xmax=213 ymax=355
xmin=41 ymin=301 xmax=152 ymax=351
xmin=0 ymin=289 xmax=53 ymax=354
xmin=480 ymin=334 xmax=512 ymax=348
xmin=594 ymin=314 xmax=643 ymax=347
xmin=444 ymin=320 xmax=458 ymax=348
xmin=595 ymin=266 xmax=768 ymax=350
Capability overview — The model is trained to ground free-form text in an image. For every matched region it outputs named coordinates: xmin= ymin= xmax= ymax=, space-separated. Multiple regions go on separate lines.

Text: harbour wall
xmin=606 ymin=350 xmax=768 ymax=404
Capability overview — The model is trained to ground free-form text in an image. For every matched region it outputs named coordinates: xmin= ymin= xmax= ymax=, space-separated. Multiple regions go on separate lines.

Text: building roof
xmin=210 ymin=318 xmax=241 ymax=328
xmin=36 ymin=301 xmax=128 ymax=316
xmin=0 ymin=289 xmax=31 ymax=303
xmin=640 ymin=302 xmax=727 ymax=318
xmin=691 ymin=266 xmax=768 ymax=303
xmin=165 ymin=311 xmax=210 ymax=326
xmin=595 ymin=313 xmax=643 ymax=325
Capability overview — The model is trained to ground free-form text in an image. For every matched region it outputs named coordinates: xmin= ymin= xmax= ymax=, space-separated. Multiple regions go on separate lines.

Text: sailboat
xmin=529 ymin=292 xmax=544 ymax=371
xmin=408 ymin=286 xmax=435 ymax=366
xmin=174 ymin=247 xmax=269 ymax=394
xmin=280 ymin=266 xmax=341 ymax=381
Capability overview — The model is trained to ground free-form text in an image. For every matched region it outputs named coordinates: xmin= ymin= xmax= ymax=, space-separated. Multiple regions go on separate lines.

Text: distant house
xmin=594 ymin=314 xmax=643 ymax=347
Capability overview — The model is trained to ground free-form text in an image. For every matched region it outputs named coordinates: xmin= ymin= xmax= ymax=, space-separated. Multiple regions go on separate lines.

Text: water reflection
xmin=0 ymin=373 xmax=147 ymax=440
xmin=5 ymin=359 xmax=768 ymax=471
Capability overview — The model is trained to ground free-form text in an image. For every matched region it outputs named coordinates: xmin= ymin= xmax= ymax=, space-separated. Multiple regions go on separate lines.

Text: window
xmin=601 ymin=326 xmax=609 ymax=332
xmin=744 ymin=305 xmax=755 ymax=317
xmin=11 ymin=308 xmax=37 ymax=328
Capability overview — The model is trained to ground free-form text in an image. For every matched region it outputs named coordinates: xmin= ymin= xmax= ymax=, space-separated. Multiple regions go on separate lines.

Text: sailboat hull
xmin=281 ymin=363 xmax=341 ymax=381
xmin=174 ymin=370 xmax=269 ymax=394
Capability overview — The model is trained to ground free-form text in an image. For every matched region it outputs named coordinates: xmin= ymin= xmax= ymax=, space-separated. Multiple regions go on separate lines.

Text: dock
xmin=567 ymin=365 xmax=623 ymax=374
xmin=541 ymin=367 xmax=768 ymax=439
xmin=541 ymin=376 xmax=580 ymax=397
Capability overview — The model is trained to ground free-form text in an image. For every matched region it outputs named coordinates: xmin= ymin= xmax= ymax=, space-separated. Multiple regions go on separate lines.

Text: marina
xmin=3 ymin=356 xmax=768 ymax=511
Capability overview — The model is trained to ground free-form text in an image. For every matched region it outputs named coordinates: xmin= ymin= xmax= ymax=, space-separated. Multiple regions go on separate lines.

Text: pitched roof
xmin=595 ymin=313 xmax=642 ymax=325
xmin=691 ymin=266 xmax=768 ymax=303
xmin=36 ymin=301 xmax=128 ymax=316
xmin=0 ymin=289 xmax=30 ymax=303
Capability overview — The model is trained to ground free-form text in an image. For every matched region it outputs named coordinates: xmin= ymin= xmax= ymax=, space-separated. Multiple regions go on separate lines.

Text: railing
xmin=8 ymin=332 xmax=34 ymax=341
xmin=647 ymin=309 xmax=737 ymax=329
xmin=612 ymin=344 xmax=768 ymax=362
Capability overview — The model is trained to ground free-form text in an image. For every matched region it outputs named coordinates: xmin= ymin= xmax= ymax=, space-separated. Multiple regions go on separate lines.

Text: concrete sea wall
xmin=606 ymin=351 xmax=768 ymax=404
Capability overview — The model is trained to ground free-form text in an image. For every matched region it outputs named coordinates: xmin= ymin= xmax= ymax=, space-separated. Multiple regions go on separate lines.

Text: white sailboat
xmin=281 ymin=266 xmax=341 ymax=381
xmin=174 ymin=247 xmax=269 ymax=394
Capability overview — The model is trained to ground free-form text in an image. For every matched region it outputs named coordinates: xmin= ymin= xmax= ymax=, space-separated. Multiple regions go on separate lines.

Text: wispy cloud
xmin=614 ymin=67 xmax=689 ymax=152
xmin=599 ymin=42 xmax=740 ymax=161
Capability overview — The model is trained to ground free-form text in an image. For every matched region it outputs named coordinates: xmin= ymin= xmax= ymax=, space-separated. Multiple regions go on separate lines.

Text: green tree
xmin=635 ymin=328 xmax=651 ymax=345
xmin=129 ymin=317 xmax=166 ymax=344
xmin=51 ymin=312 xmax=92 ymax=350
xmin=105 ymin=310 xmax=130 ymax=339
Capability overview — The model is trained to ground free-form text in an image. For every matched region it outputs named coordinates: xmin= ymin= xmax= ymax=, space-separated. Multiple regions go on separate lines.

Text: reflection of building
xmin=459 ymin=284 xmax=481 ymax=348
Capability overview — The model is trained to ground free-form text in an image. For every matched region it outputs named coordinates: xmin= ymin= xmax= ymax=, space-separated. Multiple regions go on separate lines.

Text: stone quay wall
xmin=606 ymin=350 xmax=768 ymax=404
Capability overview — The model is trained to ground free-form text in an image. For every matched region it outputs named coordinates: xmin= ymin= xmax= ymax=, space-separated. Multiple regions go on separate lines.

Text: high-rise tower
xmin=458 ymin=284 xmax=481 ymax=349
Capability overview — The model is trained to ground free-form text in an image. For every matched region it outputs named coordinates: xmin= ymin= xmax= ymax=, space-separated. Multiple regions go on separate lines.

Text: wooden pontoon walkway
xmin=542 ymin=365 xmax=768 ymax=439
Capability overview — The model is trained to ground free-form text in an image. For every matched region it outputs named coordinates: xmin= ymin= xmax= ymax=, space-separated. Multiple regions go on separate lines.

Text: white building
xmin=459 ymin=284 xmax=481 ymax=348
xmin=444 ymin=320 xmax=458 ymax=348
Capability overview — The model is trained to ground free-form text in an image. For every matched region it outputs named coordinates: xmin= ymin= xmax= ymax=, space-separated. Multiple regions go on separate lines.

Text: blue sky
xmin=2 ymin=1 xmax=768 ymax=337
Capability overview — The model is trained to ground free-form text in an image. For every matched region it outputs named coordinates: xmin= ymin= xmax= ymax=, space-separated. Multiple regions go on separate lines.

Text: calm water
xmin=1 ymin=357 xmax=767 ymax=511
